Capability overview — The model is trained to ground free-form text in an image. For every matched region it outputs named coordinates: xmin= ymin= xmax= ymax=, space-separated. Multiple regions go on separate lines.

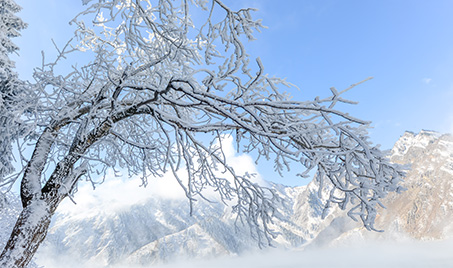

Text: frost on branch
xmin=1 ymin=1 xmax=404 ymax=265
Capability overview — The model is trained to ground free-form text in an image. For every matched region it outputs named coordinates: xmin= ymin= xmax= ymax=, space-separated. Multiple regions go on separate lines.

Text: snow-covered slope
xmin=37 ymin=183 xmax=307 ymax=267
xmin=309 ymin=130 xmax=453 ymax=247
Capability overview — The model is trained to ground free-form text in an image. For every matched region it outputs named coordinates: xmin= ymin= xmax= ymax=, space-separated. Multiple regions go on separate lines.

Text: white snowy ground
xmin=37 ymin=239 xmax=453 ymax=268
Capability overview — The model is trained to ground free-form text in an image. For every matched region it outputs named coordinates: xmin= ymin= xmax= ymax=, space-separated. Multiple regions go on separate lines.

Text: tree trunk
xmin=0 ymin=199 xmax=54 ymax=268
xmin=0 ymin=116 xmax=111 ymax=267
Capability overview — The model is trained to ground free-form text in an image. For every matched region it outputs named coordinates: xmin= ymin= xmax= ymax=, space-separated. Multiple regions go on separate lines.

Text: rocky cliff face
xmin=310 ymin=130 xmax=453 ymax=247
xmin=383 ymin=130 xmax=453 ymax=239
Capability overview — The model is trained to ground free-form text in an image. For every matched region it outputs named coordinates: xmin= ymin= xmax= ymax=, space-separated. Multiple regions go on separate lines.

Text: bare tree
xmin=0 ymin=0 xmax=404 ymax=267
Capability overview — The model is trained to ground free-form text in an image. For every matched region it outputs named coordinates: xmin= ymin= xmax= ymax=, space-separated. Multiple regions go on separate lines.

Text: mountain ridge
xmin=309 ymin=130 xmax=453 ymax=248
xmin=36 ymin=130 xmax=453 ymax=266
xmin=1 ymin=130 xmax=451 ymax=267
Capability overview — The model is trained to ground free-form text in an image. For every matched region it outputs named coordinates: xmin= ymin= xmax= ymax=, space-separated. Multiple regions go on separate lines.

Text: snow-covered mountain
xmin=36 ymin=182 xmax=308 ymax=267
xmin=3 ymin=130 xmax=451 ymax=267
xmin=308 ymin=130 xmax=453 ymax=248
xmin=379 ymin=130 xmax=453 ymax=239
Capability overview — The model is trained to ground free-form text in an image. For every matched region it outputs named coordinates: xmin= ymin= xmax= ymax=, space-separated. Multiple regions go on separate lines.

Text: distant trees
xmin=0 ymin=0 xmax=404 ymax=267
xmin=0 ymin=0 xmax=27 ymax=79
xmin=0 ymin=0 xmax=28 ymax=184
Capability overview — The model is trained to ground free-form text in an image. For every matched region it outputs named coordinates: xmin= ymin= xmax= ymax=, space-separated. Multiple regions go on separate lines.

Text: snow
xmin=37 ymin=179 xmax=306 ymax=266
xmin=0 ymin=192 xmax=42 ymax=268
xmin=441 ymin=166 xmax=453 ymax=175
xmin=391 ymin=130 xmax=442 ymax=157
xmin=0 ymin=129 xmax=442 ymax=267
xmin=0 ymin=0 xmax=441 ymax=264
xmin=0 ymin=192 xmax=21 ymax=250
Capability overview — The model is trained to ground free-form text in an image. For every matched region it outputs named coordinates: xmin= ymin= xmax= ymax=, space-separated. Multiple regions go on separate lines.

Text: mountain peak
xmin=391 ymin=130 xmax=442 ymax=159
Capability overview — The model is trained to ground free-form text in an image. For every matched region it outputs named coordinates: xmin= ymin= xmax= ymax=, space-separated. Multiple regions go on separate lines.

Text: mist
xmin=37 ymin=238 xmax=453 ymax=268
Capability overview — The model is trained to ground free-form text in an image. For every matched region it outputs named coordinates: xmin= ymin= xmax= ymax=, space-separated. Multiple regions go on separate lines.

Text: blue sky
xmin=12 ymin=0 xmax=453 ymax=186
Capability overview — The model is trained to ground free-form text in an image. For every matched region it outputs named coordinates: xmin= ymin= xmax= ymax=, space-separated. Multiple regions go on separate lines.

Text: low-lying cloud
xmin=151 ymin=240 xmax=453 ymax=268
xmin=37 ymin=239 xmax=453 ymax=268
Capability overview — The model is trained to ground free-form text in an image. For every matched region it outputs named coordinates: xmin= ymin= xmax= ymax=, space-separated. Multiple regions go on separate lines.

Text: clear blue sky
xmin=12 ymin=0 xmax=453 ymax=186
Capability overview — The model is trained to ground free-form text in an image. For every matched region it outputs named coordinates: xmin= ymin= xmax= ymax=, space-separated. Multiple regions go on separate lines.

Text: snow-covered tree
xmin=0 ymin=0 xmax=26 ymax=79
xmin=0 ymin=0 xmax=28 ymax=184
xmin=0 ymin=0 xmax=404 ymax=267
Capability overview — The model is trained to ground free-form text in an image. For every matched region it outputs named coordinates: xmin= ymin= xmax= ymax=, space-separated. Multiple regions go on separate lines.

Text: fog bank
xmin=37 ymin=239 xmax=453 ymax=268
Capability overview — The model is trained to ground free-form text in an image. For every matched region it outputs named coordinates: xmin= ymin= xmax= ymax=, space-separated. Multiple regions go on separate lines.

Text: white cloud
xmin=214 ymin=134 xmax=266 ymax=186
xmin=56 ymin=135 xmax=265 ymax=217
xmin=422 ymin=77 xmax=432 ymax=84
